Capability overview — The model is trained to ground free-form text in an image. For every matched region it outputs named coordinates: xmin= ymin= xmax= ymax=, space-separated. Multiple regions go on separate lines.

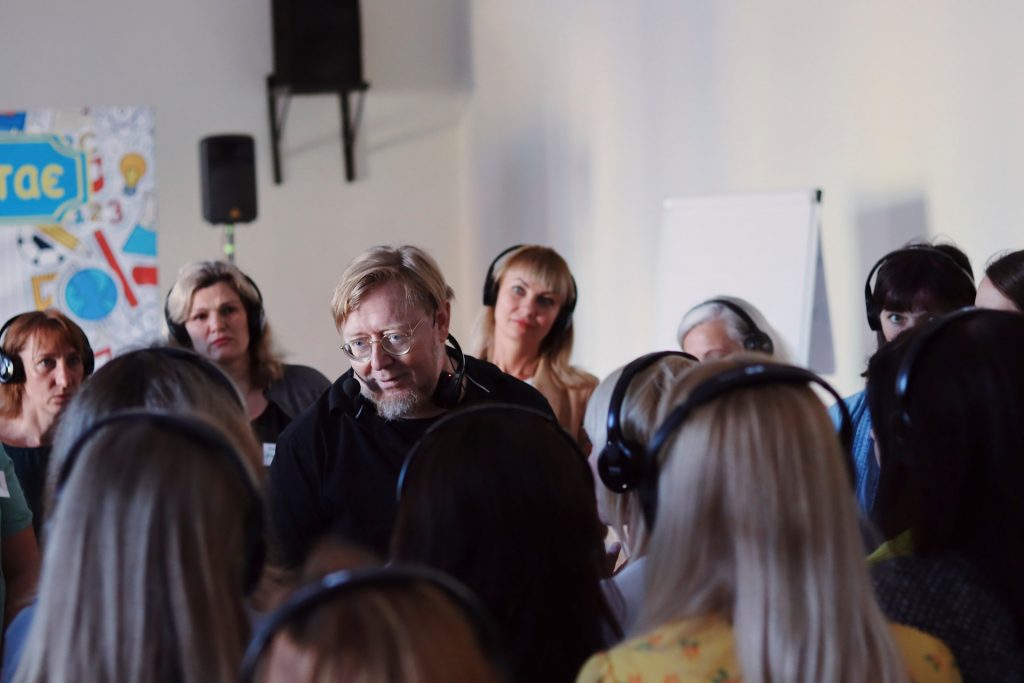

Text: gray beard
xmin=370 ymin=388 xmax=426 ymax=421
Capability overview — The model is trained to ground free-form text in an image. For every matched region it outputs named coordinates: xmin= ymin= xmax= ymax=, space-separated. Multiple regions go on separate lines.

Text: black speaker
xmin=200 ymin=135 xmax=257 ymax=225
xmin=271 ymin=0 xmax=366 ymax=90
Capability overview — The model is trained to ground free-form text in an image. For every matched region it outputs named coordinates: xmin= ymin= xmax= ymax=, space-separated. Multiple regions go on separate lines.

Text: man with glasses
xmin=268 ymin=245 xmax=552 ymax=565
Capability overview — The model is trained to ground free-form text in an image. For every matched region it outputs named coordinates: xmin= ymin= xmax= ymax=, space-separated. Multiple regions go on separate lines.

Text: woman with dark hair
xmin=865 ymin=309 xmax=1024 ymax=681
xmin=0 ymin=310 xmax=92 ymax=535
xmin=977 ymin=248 xmax=1024 ymax=312
xmin=831 ymin=242 xmax=976 ymax=514
xmin=165 ymin=261 xmax=329 ymax=452
xmin=391 ymin=406 xmax=619 ymax=683
xmin=473 ymin=246 xmax=597 ymax=447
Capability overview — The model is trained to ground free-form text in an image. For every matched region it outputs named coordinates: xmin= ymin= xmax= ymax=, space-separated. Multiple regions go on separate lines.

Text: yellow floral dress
xmin=576 ymin=616 xmax=960 ymax=683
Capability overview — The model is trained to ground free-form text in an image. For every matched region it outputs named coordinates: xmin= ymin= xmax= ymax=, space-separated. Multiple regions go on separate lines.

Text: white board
xmin=653 ymin=189 xmax=834 ymax=372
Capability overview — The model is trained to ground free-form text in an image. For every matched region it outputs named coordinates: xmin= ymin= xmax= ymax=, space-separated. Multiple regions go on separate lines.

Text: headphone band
xmin=239 ymin=565 xmax=511 ymax=683
xmin=643 ymin=362 xmax=854 ymax=529
xmin=702 ymin=298 xmax=774 ymax=354
xmin=482 ymin=245 xmax=578 ymax=331
xmin=54 ymin=409 xmax=265 ymax=594
xmin=165 ymin=266 xmax=266 ymax=347
xmin=893 ymin=306 xmax=985 ymax=433
xmin=864 ymin=245 xmax=976 ymax=331
xmin=0 ymin=311 xmax=95 ymax=384
xmin=136 ymin=346 xmax=245 ymax=410
xmin=597 ymin=351 xmax=698 ymax=493
xmin=396 ymin=403 xmax=584 ymax=502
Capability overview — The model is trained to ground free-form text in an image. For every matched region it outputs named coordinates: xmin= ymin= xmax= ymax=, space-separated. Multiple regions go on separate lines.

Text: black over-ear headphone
xmin=703 ymin=298 xmax=775 ymax=354
xmin=597 ymin=351 xmax=699 ymax=493
xmin=892 ymin=306 xmax=985 ymax=441
xmin=482 ymin=245 xmax=578 ymax=333
xmin=0 ymin=313 xmax=96 ymax=384
xmin=641 ymin=362 xmax=854 ymax=529
xmin=239 ymin=565 xmax=512 ymax=683
xmin=864 ymin=245 xmax=976 ymax=332
xmin=344 ymin=333 xmax=467 ymax=413
xmin=54 ymin=410 xmax=266 ymax=595
xmin=131 ymin=346 xmax=245 ymax=410
xmin=396 ymin=403 xmax=585 ymax=502
xmin=431 ymin=334 xmax=467 ymax=410
xmin=165 ymin=272 xmax=267 ymax=347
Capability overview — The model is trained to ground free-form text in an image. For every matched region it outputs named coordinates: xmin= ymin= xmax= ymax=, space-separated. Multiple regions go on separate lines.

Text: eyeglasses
xmin=341 ymin=318 xmax=424 ymax=362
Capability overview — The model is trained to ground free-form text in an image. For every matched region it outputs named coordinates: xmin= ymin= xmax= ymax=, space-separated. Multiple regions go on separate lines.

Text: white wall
xmin=5 ymin=1 xmax=1024 ymax=393
xmin=2 ymin=0 xmax=472 ymax=379
xmin=467 ymin=1 xmax=1024 ymax=393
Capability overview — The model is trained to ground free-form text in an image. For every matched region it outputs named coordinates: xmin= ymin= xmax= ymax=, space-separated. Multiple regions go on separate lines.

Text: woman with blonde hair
xmin=2 ymin=347 xmax=265 ymax=682
xmin=474 ymin=245 xmax=597 ymax=446
xmin=583 ymin=351 xmax=698 ymax=633
xmin=165 ymin=260 xmax=329 ymax=450
xmin=578 ymin=357 xmax=961 ymax=683
xmin=14 ymin=412 xmax=262 ymax=683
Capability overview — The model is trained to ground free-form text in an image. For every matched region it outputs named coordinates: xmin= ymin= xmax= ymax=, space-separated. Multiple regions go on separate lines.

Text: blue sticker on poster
xmin=65 ymin=268 xmax=118 ymax=321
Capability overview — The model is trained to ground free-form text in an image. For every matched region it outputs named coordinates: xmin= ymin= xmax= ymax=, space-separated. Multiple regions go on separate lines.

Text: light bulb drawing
xmin=119 ymin=152 xmax=147 ymax=196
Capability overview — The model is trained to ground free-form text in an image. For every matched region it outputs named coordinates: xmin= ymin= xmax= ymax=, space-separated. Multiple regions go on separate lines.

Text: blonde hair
xmin=46 ymin=347 xmax=263 ymax=520
xmin=330 ymin=246 xmax=454 ymax=330
xmin=15 ymin=418 xmax=255 ymax=683
xmin=639 ymin=357 xmax=909 ymax=683
xmin=0 ymin=309 xmax=91 ymax=419
xmin=165 ymin=260 xmax=284 ymax=389
xmin=473 ymin=245 xmax=590 ymax=389
xmin=583 ymin=354 xmax=698 ymax=560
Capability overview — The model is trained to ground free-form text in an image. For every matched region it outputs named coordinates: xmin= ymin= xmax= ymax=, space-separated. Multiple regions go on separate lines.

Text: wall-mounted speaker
xmin=271 ymin=0 xmax=366 ymax=91
xmin=200 ymin=135 xmax=257 ymax=225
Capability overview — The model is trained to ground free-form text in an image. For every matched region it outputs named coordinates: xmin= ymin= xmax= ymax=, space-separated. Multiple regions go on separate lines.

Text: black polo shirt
xmin=268 ymin=354 xmax=553 ymax=566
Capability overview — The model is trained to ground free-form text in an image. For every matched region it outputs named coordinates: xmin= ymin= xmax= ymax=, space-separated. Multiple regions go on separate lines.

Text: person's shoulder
xmin=888 ymin=622 xmax=962 ymax=683
xmin=280 ymin=364 xmax=331 ymax=390
xmin=464 ymin=355 xmax=553 ymax=415
xmin=276 ymin=374 xmax=353 ymax=447
xmin=577 ymin=618 xmax=738 ymax=683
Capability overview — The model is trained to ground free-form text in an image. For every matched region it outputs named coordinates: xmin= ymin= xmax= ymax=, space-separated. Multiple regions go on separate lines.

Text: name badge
xmin=262 ymin=443 xmax=276 ymax=467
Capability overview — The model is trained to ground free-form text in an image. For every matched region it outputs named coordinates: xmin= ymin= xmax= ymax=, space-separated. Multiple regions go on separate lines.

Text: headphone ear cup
xmin=0 ymin=351 xmax=18 ymax=384
xmin=745 ymin=331 xmax=774 ymax=354
xmin=866 ymin=300 xmax=881 ymax=332
xmin=246 ymin=300 xmax=266 ymax=344
xmin=168 ymin=320 xmax=193 ymax=347
xmin=597 ymin=440 xmax=643 ymax=492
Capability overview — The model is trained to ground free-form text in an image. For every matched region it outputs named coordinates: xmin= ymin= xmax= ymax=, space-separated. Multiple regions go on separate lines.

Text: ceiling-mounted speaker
xmin=271 ymin=0 xmax=366 ymax=90
xmin=200 ymin=135 xmax=257 ymax=225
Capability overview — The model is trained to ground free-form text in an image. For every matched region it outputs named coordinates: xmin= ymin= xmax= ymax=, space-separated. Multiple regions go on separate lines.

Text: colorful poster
xmin=0 ymin=107 xmax=159 ymax=366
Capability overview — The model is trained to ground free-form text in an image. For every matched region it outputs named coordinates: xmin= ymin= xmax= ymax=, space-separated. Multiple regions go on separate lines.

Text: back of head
xmin=18 ymin=418 xmax=254 ymax=683
xmin=984 ymin=249 xmax=1024 ymax=311
xmin=676 ymin=296 xmax=784 ymax=361
xmin=870 ymin=243 xmax=976 ymax=329
xmin=865 ymin=310 xmax=1024 ymax=623
xmin=391 ymin=407 xmax=615 ymax=683
xmin=0 ymin=309 xmax=92 ymax=417
xmin=47 ymin=346 xmax=262 ymax=515
xmin=331 ymin=245 xmax=454 ymax=330
xmin=257 ymin=579 xmax=504 ymax=683
xmin=641 ymin=357 xmax=907 ymax=683
xmin=583 ymin=353 xmax=699 ymax=558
